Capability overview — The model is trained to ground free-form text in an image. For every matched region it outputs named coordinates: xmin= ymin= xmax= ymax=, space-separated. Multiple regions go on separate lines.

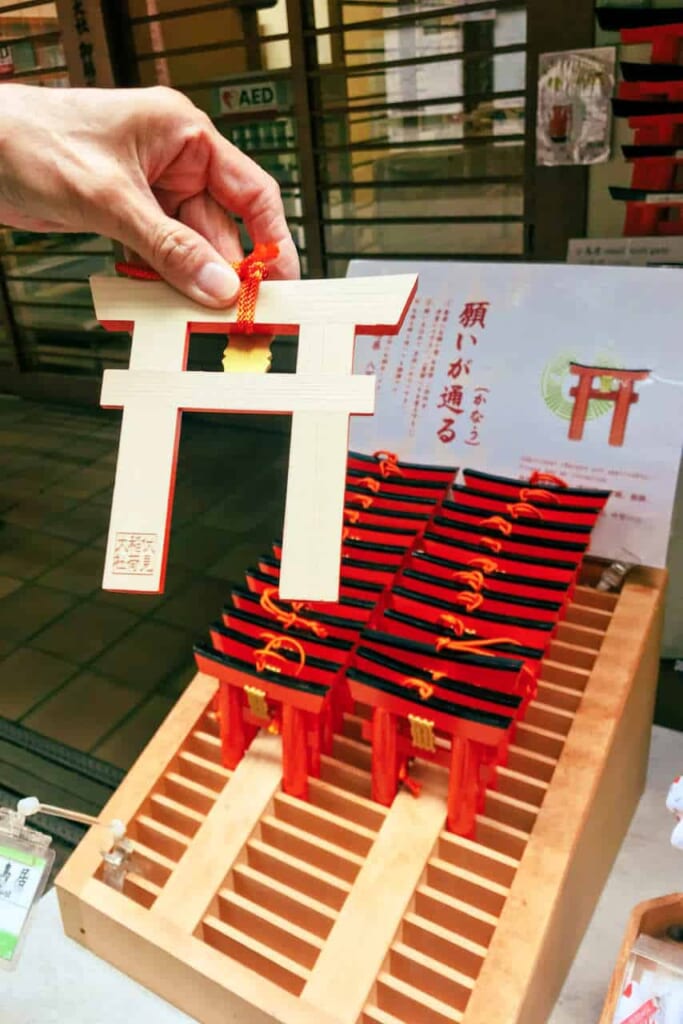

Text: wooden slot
xmin=216 ymin=889 xmax=323 ymax=969
xmin=426 ymin=858 xmax=508 ymax=917
xmin=127 ymin=839 xmax=174 ymax=888
xmin=535 ymin=680 xmax=582 ymax=714
xmin=133 ymin=815 xmax=190 ymax=862
xmin=548 ymin=639 xmax=597 ymax=671
xmin=176 ymin=750 xmax=229 ymax=792
xmin=332 ymin=733 xmax=372 ymax=772
xmin=564 ymin=602 xmax=612 ymax=632
xmin=540 ymin=659 xmax=590 ymax=692
xmin=274 ymin=793 xmax=375 ymax=857
xmin=438 ymin=833 xmax=518 ymax=888
xmin=162 ymin=771 xmax=216 ymax=816
xmin=185 ymin=729 xmax=223 ymax=764
xmin=415 ymin=885 xmax=498 ymax=948
xmin=506 ymin=744 xmax=557 ymax=784
xmin=246 ymin=838 xmax=351 ymax=911
xmin=201 ymin=711 xmax=220 ymax=737
xmin=493 ymin=767 xmax=548 ymax=808
xmin=484 ymin=791 xmax=538 ymax=834
xmin=201 ymin=914 xmax=308 ymax=996
xmin=148 ymin=793 xmax=204 ymax=838
xmin=403 ymin=911 xmax=486 ymax=979
xmin=514 ymin=721 xmax=565 ymax=759
xmin=556 ymin=621 xmax=604 ymax=652
xmin=342 ymin=712 xmax=366 ymax=742
xmin=260 ymin=816 xmax=363 ymax=884
xmin=362 ymin=1006 xmax=406 ymax=1024
xmin=319 ymin=753 xmax=373 ymax=799
xmin=474 ymin=816 xmax=529 ymax=861
xmin=121 ymin=871 xmax=161 ymax=909
xmin=232 ymin=863 xmax=336 ymax=940
xmin=390 ymin=941 xmax=475 ymax=1013
xmin=307 ymin=777 xmax=386 ymax=832
xmin=524 ymin=700 xmax=575 ymax=736
xmin=573 ymin=584 xmax=618 ymax=612
xmin=376 ymin=971 xmax=464 ymax=1024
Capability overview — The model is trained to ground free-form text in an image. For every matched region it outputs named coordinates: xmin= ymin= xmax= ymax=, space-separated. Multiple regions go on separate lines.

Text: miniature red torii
xmin=89 ymin=272 xmax=417 ymax=602
xmin=568 ymin=363 xmax=650 ymax=447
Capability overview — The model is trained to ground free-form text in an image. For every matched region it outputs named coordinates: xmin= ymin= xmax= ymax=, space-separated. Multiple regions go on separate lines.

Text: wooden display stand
xmin=55 ymin=562 xmax=665 ymax=1024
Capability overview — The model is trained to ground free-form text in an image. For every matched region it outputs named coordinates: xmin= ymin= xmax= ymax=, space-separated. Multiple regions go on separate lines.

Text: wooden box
xmin=56 ymin=564 xmax=666 ymax=1024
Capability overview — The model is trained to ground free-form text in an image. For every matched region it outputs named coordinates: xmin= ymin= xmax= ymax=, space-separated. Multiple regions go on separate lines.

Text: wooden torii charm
xmin=90 ymin=272 xmax=417 ymax=601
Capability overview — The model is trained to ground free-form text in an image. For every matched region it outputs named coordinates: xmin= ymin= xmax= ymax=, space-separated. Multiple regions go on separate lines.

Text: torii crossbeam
xmin=91 ymin=273 xmax=417 ymax=602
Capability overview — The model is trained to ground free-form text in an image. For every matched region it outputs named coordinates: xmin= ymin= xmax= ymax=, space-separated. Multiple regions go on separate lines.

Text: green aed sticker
xmin=0 ymin=844 xmax=47 ymax=962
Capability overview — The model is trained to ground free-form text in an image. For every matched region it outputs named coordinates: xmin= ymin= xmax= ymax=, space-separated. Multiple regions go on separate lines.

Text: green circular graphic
xmin=541 ymin=351 xmax=621 ymax=422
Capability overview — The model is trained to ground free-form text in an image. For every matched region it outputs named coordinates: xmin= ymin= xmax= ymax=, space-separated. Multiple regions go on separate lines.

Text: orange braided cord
xmin=479 ymin=536 xmax=502 ymax=553
xmin=451 ymin=569 xmax=485 ymax=592
xmin=453 ymin=590 xmax=484 ymax=613
xmin=466 ymin=556 xmax=499 ymax=574
xmin=506 ymin=502 xmax=544 ymax=520
xmin=232 ymin=243 xmax=279 ymax=334
xmin=439 ymin=613 xmax=467 ymax=636
xmin=402 ymin=677 xmax=435 ymax=700
xmin=478 ymin=515 xmax=512 ymax=536
xmin=358 ymin=476 xmax=381 ymax=493
xmin=254 ymin=631 xmax=306 ymax=676
xmin=435 ymin=635 xmax=521 ymax=656
xmin=519 ymin=488 xmax=559 ymax=504
xmin=259 ymin=587 xmax=328 ymax=638
xmin=348 ymin=493 xmax=374 ymax=509
xmin=373 ymin=450 xmax=404 ymax=478
xmin=529 ymin=471 xmax=567 ymax=488
xmin=344 ymin=508 xmax=361 ymax=524
xmin=398 ymin=761 xmax=422 ymax=797
xmin=116 ymin=243 xmax=280 ymax=335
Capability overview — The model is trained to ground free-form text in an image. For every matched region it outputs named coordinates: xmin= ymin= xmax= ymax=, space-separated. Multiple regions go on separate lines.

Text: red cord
xmin=115 ymin=242 xmax=279 ymax=334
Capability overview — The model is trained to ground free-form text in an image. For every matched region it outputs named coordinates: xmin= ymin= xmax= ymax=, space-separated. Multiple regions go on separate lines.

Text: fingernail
xmin=195 ymin=262 xmax=240 ymax=303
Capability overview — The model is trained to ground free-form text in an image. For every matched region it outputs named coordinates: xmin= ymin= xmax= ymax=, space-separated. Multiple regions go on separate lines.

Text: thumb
xmin=118 ymin=197 xmax=241 ymax=308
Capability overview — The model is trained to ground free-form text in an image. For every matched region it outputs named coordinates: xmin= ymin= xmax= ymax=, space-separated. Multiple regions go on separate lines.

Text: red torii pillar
xmin=568 ymin=364 xmax=650 ymax=447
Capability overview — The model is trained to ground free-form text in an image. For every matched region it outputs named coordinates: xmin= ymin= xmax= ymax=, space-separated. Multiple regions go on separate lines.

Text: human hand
xmin=0 ymin=84 xmax=299 ymax=306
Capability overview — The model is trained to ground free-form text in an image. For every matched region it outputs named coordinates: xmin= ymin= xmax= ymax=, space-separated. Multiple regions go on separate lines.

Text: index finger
xmin=206 ymin=128 xmax=300 ymax=281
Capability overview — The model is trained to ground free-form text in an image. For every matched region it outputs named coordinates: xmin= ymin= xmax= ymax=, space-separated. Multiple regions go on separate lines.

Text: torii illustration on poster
xmin=348 ymin=260 xmax=683 ymax=568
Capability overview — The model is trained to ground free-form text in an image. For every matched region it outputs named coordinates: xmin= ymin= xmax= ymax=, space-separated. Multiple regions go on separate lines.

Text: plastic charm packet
xmin=613 ymin=935 xmax=683 ymax=1024
xmin=0 ymin=808 xmax=54 ymax=971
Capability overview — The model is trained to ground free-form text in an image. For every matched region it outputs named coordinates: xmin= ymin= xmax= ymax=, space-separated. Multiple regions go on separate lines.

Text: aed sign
xmin=218 ymin=81 xmax=280 ymax=115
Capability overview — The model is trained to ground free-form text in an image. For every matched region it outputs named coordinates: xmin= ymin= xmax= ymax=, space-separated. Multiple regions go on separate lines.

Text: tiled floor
xmin=0 ymin=394 xmax=289 ymax=771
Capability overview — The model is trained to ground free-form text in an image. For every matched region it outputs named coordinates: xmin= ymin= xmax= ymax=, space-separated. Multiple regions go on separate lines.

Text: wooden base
xmin=56 ymin=564 xmax=666 ymax=1024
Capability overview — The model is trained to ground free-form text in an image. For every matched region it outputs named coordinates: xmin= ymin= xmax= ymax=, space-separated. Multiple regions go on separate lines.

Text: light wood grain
xmin=152 ymin=733 xmax=283 ymax=932
xmin=90 ymin=273 xmax=418 ymax=332
xmin=302 ymin=769 xmax=448 ymax=1023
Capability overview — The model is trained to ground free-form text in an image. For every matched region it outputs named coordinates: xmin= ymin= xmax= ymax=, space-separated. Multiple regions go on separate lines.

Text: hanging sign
xmin=348 ymin=259 xmax=683 ymax=568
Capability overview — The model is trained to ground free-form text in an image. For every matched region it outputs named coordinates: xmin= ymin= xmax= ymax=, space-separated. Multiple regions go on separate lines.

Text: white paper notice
xmin=348 ymin=260 xmax=683 ymax=568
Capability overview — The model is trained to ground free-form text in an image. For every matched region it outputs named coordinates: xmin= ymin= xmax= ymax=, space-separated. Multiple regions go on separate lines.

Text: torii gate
xmin=90 ymin=273 xmax=417 ymax=602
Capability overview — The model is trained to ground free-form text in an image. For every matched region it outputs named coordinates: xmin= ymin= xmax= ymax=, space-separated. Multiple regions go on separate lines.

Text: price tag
xmin=0 ymin=842 xmax=50 ymax=967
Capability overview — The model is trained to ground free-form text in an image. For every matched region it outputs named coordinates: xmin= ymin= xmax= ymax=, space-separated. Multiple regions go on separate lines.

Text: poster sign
xmin=348 ymin=260 xmax=683 ymax=568
xmin=537 ymin=47 xmax=616 ymax=166
xmin=217 ymin=80 xmax=284 ymax=116
xmin=569 ymin=235 xmax=683 ymax=268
